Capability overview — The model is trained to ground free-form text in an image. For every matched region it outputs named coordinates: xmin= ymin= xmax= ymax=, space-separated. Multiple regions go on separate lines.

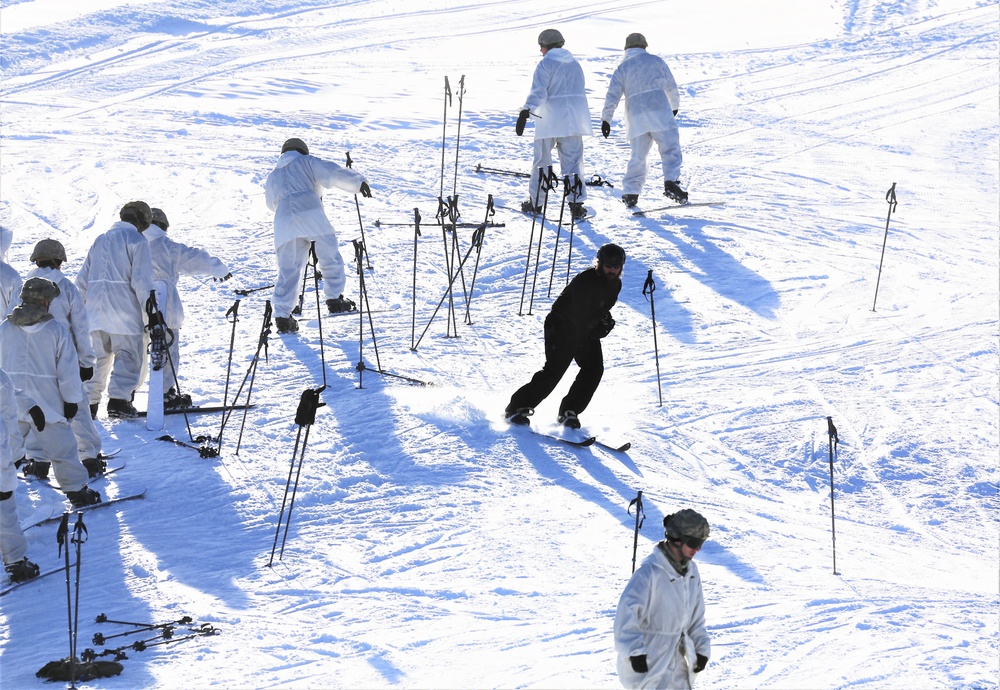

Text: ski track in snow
xmin=1 ymin=1 xmax=997 ymax=688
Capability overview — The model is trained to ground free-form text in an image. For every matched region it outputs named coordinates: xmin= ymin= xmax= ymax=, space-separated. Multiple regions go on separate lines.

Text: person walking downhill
xmin=140 ymin=207 xmax=233 ymax=409
xmin=614 ymin=509 xmax=712 ymax=689
xmin=0 ymin=278 xmax=100 ymax=508
xmin=516 ymin=28 xmax=593 ymax=221
xmin=76 ymin=201 xmax=155 ymax=419
xmin=0 ymin=367 xmax=40 ymax=584
xmin=601 ymin=33 xmax=688 ymax=207
xmin=265 ymin=137 xmax=372 ymax=334
xmin=24 ymin=239 xmax=105 ymax=476
xmin=504 ymin=243 xmax=624 ymax=430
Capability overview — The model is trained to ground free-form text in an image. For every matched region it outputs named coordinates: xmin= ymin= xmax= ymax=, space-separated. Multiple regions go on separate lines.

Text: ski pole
xmin=452 ymin=75 xmax=466 ymax=199
xmin=217 ymin=299 xmax=240 ymax=452
xmin=464 ymin=196 xmax=493 ymax=325
xmin=517 ymin=168 xmax=546 ymax=316
xmin=827 ymin=416 xmax=839 ymax=575
xmin=311 ymin=245 xmax=329 ymax=389
xmin=474 ymin=163 xmax=530 ymax=178
xmin=412 ymin=228 xmax=486 ymax=351
xmin=547 ymin=175 xmax=571 ymax=298
xmin=439 ymin=76 xmax=452 ymax=200
xmin=269 ymin=386 xmax=325 ymax=566
xmin=564 ymin=174 xmax=583 ymax=286
xmin=411 ymin=208 xmax=421 ymax=350
xmin=642 ymin=270 xmax=664 ymax=407
xmin=526 ymin=167 xmax=558 ymax=314
xmin=872 ymin=182 xmax=898 ymax=312
xmin=57 ymin=514 xmax=75 ymax=684
xmin=233 ymin=284 xmax=273 ymax=297
xmin=346 ymin=152 xmax=372 ymax=270
xmin=628 ymin=491 xmax=645 ymax=573
xmin=235 ymin=300 xmax=272 ymax=454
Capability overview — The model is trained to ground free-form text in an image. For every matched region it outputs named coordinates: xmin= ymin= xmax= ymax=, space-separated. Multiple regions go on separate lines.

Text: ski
xmin=135 ymin=404 xmax=256 ymax=418
xmin=632 ymin=201 xmax=726 ymax=216
xmin=30 ymin=488 xmax=147 ymax=528
xmin=474 ymin=163 xmax=529 ymax=178
xmin=21 ymin=460 xmax=125 ymax=485
xmin=0 ymin=562 xmax=74 ymax=597
xmin=593 ymin=438 xmax=632 ymax=453
xmin=510 ymin=425 xmax=596 ymax=448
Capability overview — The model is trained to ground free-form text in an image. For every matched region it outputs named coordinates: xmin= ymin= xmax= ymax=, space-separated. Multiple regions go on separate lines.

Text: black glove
xmin=601 ymin=120 xmax=611 ymax=138
xmin=694 ymin=654 xmax=708 ymax=673
xmin=629 ymin=655 xmax=648 ymax=673
xmin=28 ymin=405 xmax=45 ymax=431
xmin=79 ymin=366 xmax=94 ymax=381
xmin=515 ymin=109 xmax=530 ymax=136
xmin=63 ymin=401 xmax=78 ymax=420
xmin=359 ymin=181 xmax=373 ymax=198
xmin=214 ymin=272 xmax=233 ymax=282
xmin=597 ymin=312 xmax=615 ymax=338
xmin=673 ymin=109 xmax=678 ymax=116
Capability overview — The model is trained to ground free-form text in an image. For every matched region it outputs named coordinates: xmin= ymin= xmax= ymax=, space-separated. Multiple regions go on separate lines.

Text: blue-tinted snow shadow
xmin=509 ymin=429 xmax=651 ymax=533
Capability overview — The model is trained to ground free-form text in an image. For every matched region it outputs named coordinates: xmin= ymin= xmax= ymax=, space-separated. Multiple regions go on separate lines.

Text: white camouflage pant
xmin=622 ymin=128 xmax=683 ymax=197
xmin=272 ymin=235 xmax=348 ymax=319
xmin=86 ymin=330 xmax=144 ymax=403
xmin=0 ymin=495 xmax=28 ymax=565
xmin=20 ymin=419 xmax=88 ymax=493
xmin=527 ymin=136 xmax=588 ymax=206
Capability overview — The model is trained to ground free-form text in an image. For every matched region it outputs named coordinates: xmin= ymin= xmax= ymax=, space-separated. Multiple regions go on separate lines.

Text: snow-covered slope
xmin=1 ymin=0 xmax=997 ymax=687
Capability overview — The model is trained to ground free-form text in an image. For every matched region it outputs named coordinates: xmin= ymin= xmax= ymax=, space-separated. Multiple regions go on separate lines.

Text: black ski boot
xmin=622 ymin=194 xmax=639 ymax=208
xmin=326 ymin=295 xmax=357 ymax=314
xmin=569 ymin=202 xmax=588 ymax=220
xmin=107 ymin=398 xmax=138 ymax=419
xmin=4 ymin=557 xmax=40 ymax=583
xmin=664 ymin=180 xmax=688 ymax=204
xmin=82 ymin=457 xmax=107 ymax=478
xmin=275 ymin=316 xmax=299 ymax=334
xmin=164 ymin=387 xmax=193 ymax=411
xmin=520 ymin=200 xmax=542 ymax=214
xmin=504 ymin=407 xmax=533 ymax=426
xmin=65 ymin=486 xmax=101 ymax=508
xmin=22 ymin=460 xmax=50 ymax=480
xmin=558 ymin=410 xmax=581 ymax=429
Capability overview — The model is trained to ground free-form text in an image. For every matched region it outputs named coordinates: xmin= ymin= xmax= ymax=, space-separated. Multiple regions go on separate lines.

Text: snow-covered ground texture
xmin=1 ymin=0 xmax=997 ymax=687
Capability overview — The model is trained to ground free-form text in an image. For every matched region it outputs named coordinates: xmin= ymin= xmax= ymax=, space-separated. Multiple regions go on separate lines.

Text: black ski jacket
xmin=546 ymin=267 xmax=621 ymax=341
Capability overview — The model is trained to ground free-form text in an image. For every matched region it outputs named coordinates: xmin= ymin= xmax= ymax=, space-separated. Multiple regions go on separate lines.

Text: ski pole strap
xmin=485 ymin=194 xmax=495 ymax=221
xmin=444 ymin=75 xmax=452 ymax=106
xmin=447 ymin=195 xmax=460 ymax=223
xmin=627 ymin=491 xmax=645 ymax=527
xmin=295 ymin=387 xmax=326 ymax=427
xmin=73 ymin=513 xmax=88 ymax=545
xmin=414 ymin=208 xmax=422 ymax=236
xmin=542 ymin=166 xmax=559 ymax=191
xmin=471 ymin=225 xmax=486 ymax=249
xmin=436 ymin=196 xmax=447 ymax=224
xmin=57 ymin=513 xmax=70 ymax=557
xmin=345 ymin=151 xmax=353 ymax=168
xmin=885 ymin=182 xmax=897 ymax=212
xmin=642 ymin=269 xmax=656 ymax=297
xmin=226 ymin=300 xmax=240 ymax=323
xmin=826 ymin=416 xmax=838 ymax=453
xmin=572 ymin=174 xmax=583 ymax=199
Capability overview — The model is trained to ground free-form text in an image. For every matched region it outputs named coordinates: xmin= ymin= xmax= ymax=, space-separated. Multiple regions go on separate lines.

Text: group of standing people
xmin=516 ymin=29 xmax=688 ymax=217
xmin=0 ymin=202 xmax=230 ymax=584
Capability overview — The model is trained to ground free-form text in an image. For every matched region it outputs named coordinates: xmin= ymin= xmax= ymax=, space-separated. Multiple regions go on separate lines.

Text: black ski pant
xmin=507 ymin=319 xmax=604 ymax=417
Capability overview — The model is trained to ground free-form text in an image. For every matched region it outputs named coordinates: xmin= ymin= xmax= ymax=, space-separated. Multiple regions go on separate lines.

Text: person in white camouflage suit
xmin=265 ymin=138 xmax=370 ymax=334
xmin=24 ymin=238 xmax=105 ymax=476
xmin=0 ymin=367 xmax=41 ymax=584
xmin=138 ymin=207 xmax=232 ymax=409
xmin=614 ymin=508 xmax=711 ymax=689
xmin=601 ymin=33 xmax=688 ymax=207
xmin=76 ymin=201 xmax=155 ymax=419
xmin=0 ymin=278 xmax=99 ymax=508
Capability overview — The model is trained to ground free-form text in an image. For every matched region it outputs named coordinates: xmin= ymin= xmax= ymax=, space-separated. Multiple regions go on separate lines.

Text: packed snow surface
xmin=0 ymin=0 xmax=997 ymax=687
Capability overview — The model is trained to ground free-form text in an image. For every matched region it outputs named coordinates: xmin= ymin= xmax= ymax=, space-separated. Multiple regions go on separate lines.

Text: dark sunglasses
xmin=674 ymin=536 xmax=705 ymax=550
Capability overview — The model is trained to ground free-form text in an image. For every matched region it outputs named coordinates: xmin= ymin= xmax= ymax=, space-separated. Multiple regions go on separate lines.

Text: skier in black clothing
xmin=505 ymin=244 xmax=625 ymax=429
